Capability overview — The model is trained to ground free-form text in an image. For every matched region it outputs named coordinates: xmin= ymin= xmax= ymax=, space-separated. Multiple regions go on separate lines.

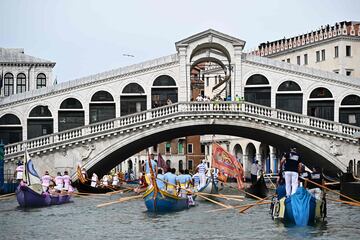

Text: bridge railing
xmin=4 ymin=101 xmax=360 ymax=157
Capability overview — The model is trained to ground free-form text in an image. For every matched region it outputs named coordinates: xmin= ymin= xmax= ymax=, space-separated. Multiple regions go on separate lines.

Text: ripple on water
xmin=1 ymin=193 xmax=360 ymax=240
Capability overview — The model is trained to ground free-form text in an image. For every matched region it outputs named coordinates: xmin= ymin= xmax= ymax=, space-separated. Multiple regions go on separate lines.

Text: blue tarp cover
xmin=291 ymin=187 xmax=312 ymax=226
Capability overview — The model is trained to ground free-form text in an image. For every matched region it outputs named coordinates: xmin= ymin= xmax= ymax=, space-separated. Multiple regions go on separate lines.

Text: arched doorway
xmin=151 ymin=75 xmax=177 ymax=108
xmin=276 ymin=81 xmax=303 ymax=113
xmin=307 ymin=87 xmax=334 ymax=120
xmin=233 ymin=144 xmax=243 ymax=164
xmin=58 ymin=98 xmax=84 ymax=131
xmin=244 ymin=74 xmax=271 ymax=107
xmin=339 ymin=94 xmax=360 ymax=126
xmin=90 ymin=91 xmax=115 ymax=123
xmin=27 ymin=106 xmax=53 ymax=139
xmin=0 ymin=114 xmax=22 ymax=144
xmin=245 ymin=143 xmax=256 ymax=177
xmin=259 ymin=143 xmax=270 ymax=173
xmin=121 ymin=83 xmax=146 ymax=115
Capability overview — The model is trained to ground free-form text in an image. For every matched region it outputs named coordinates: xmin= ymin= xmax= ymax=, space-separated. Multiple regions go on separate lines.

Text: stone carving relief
xmin=329 ymin=141 xmax=342 ymax=156
xmin=81 ymin=144 xmax=95 ymax=162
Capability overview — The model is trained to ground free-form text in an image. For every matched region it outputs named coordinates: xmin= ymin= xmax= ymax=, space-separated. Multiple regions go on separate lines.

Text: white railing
xmin=4 ymin=101 xmax=360 ymax=157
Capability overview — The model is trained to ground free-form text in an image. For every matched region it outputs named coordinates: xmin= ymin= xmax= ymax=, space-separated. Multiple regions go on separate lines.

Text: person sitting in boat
xmin=63 ymin=171 xmax=72 ymax=191
xmin=176 ymin=169 xmax=192 ymax=197
xmin=156 ymin=169 xmax=165 ymax=190
xmin=250 ymin=160 xmax=261 ymax=186
xmin=54 ymin=172 xmax=64 ymax=192
xmin=41 ymin=171 xmax=52 ymax=193
xmin=14 ymin=161 xmax=24 ymax=183
xmin=112 ymin=174 xmax=119 ymax=186
xmin=307 ymin=166 xmax=324 ymax=200
xmin=196 ymin=159 xmax=208 ymax=189
xmin=280 ymin=146 xmax=302 ymax=197
xmin=143 ymin=154 xmax=158 ymax=186
xmin=91 ymin=173 xmax=99 ymax=187
xmin=164 ymin=168 xmax=177 ymax=194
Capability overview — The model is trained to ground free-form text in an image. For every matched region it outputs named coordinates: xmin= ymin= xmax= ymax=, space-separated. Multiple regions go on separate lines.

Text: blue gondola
xmin=143 ymin=187 xmax=189 ymax=212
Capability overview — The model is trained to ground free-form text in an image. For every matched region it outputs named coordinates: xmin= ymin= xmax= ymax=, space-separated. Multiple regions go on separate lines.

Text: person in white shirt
xmin=196 ymin=159 xmax=208 ymax=189
xmin=250 ymin=160 xmax=261 ymax=185
xmin=91 ymin=173 xmax=98 ymax=187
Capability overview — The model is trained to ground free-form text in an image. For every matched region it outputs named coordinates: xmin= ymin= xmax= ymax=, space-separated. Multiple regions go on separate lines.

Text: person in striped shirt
xmin=196 ymin=159 xmax=208 ymax=189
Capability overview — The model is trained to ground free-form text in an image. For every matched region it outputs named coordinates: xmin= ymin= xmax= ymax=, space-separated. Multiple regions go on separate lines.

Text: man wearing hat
xmin=280 ymin=146 xmax=302 ymax=197
xmin=196 ymin=159 xmax=208 ymax=189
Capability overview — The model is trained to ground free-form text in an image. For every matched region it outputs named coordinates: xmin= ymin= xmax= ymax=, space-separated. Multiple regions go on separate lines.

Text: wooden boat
xmin=143 ymin=187 xmax=189 ymax=212
xmin=270 ymin=187 xmax=326 ymax=226
xmin=246 ymin=175 xmax=268 ymax=199
xmin=16 ymin=149 xmax=71 ymax=208
xmin=74 ymin=180 xmax=117 ymax=194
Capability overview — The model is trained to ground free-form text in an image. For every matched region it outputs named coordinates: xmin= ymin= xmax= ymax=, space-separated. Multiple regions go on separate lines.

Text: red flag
xmin=212 ymin=143 xmax=244 ymax=189
xmin=157 ymin=153 xmax=169 ymax=172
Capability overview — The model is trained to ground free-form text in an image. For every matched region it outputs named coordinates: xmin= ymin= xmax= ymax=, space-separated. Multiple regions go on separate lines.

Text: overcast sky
xmin=0 ymin=0 xmax=359 ymax=83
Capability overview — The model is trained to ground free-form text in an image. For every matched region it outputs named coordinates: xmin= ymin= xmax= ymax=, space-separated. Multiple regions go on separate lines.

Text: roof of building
xmin=0 ymin=48 xmax=55 ymax=65
xmin=252 ymin=21 xmax=360 ymax=57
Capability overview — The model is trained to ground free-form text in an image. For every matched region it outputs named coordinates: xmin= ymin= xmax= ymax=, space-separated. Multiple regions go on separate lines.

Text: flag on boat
xmin=157 ymin=153 xmax=169 ymax=172
xmin=77 ymin=165 xmax=87 ymax=184
xmin=23 ymin=148 xmax=43 ymax=194
xmin=212 ymin=143 xmax=244 ymax=189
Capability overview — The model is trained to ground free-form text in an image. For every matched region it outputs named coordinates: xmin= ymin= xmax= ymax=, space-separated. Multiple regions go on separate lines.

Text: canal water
xmin=0 ymin=189 xmax=359 ymax=240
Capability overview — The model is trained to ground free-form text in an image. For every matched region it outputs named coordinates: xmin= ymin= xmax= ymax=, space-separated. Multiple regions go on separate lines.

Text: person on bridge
xmin=280 ymin=146 xmax=302 ymax=197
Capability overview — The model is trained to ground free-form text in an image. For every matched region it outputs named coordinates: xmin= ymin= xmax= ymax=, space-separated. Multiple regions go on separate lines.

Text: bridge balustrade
xmin=4 ymin=101 xmax=360 ymax=157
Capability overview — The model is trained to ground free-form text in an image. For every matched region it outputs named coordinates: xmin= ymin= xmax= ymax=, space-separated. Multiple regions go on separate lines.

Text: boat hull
xmin=198 ymin=178 xmax=218 ymax=195
xmin=16 ymin=185 xmax=71 ymax=208
xmin=74 ymin=180 xmax=114 ymax=194
xmin=246 ymin=175 xmax=268 ymax=199
xmin=143 ymin=187 xmax=189 ymax=212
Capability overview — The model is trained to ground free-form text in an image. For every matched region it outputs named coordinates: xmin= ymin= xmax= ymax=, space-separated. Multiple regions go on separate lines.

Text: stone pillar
xmin=233 ymin=46 xmax=243 ymax=97
xmin=270 ymin=146 xmax=277 ymax=173
xmin=178 ymin=47 xmax=188 ymax=102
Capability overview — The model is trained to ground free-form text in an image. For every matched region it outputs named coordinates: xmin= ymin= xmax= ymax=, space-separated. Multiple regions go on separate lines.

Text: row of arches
xmin=245 ymin=74 xmax=360 ymax=125
xmin=0 ymin=75 xmax=178 ymax=144
xmin=3 ymin=73 xmax=47 ymax=96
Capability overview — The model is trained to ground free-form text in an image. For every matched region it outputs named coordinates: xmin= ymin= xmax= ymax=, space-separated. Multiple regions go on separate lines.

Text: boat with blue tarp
xmin=270 ymin=187 xmax=326 ymax=226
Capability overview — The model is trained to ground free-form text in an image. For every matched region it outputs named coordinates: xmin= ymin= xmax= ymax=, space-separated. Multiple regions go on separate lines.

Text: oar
xmin=327 ymin=197 xmax=360 ymax=207
xmin=0 ymin=192 xmax=16 ymax=198
xmin=324 ymin=182 xmax=340 ymax=186
xmin=300 ymin=177 xmax=360 ymax=205
xmin=196 ymin=192 xmax=244 ymax=202
xmin=96 ymin=195 xmax=143 ymax=208
xmin=207 ymin=201 xmax=272 ymax=213
xmin=263 ymin=174 xmax=276 ymax=189
xmin=195 ymin=193 xmax=232 ymax=209
xmin=239 ymin=195 xmax=274 ymax=213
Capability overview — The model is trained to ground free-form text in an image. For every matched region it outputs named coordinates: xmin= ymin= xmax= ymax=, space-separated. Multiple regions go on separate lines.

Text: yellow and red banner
xmin=212 ymin=143 xmax=244 ymax=189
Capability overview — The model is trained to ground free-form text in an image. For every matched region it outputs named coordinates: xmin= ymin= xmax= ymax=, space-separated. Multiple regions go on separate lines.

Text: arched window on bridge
xmin=244 ymin=74 xmax=271 ymax=107
xmin=276 ymin=81 xmax=303 ymax=114
xmin=121 ymin=83 xmax=146 ymax=116
xmin=58 ymin=98 xmax=84 ymax=131
xmin=151 ymin=75 xmax=177 ymax=108
xmin=90 ymin=91 xmax=115 ymax=123
xmin=27 ymin=106 xmax=53 ymax=139
xmin=179 ymin=160 xmax=183 ymax=172
xmin=0 ymin=114 xmax=22 ymax=144
xmin=233 ymin=144 xmax=243 ymax=164
xmin=307 ymin=87 xmax=334 ymax=121
xmin=16 ymin=73 xmax=26 ymax=94
xmin=4 ymin=73 xmax=14 ymax=96
xmin=339 ymin=94 xmax=360 ymax=126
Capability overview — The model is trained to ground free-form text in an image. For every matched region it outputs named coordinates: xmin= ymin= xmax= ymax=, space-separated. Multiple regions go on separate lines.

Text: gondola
xmin=246 ymin=175 xmax=268 ymax=199
xmin=74 ymin=180 xmax=117 ymax=194
xmin=198 ymin=175 xmax=219 ymax=195
xmin=340 ymin=172 xmax=360 ymax=201
xmin=16 ymin=184 xmax=72 ymax=208
xmin=143 ymin=187 xmax=190 ymax=212
xmin=270 ymin=187 xmax=326 ymax=226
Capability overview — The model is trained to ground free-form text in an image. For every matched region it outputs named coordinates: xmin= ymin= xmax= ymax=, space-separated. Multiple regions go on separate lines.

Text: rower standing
xmin=14 ymin=161 xmax=24 ymax=183
xmin=280 ymin=146 xmax=302 ymax=197
xmin=62 ymin=171 xmax=71 ymax=191
xmin=91 ymin=173 xmax=99 ymax=187
xmin=54 ymin=172 xmax=64 ymax=192
xmin=196 ymin=159 xmax=208 ymax=189
xmin=41 ymin=171 xmax=52 ymax=192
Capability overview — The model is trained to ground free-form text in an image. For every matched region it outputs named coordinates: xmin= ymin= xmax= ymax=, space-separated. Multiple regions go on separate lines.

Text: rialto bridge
xmin=1 ymin=29 xmax=360 ymax=177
